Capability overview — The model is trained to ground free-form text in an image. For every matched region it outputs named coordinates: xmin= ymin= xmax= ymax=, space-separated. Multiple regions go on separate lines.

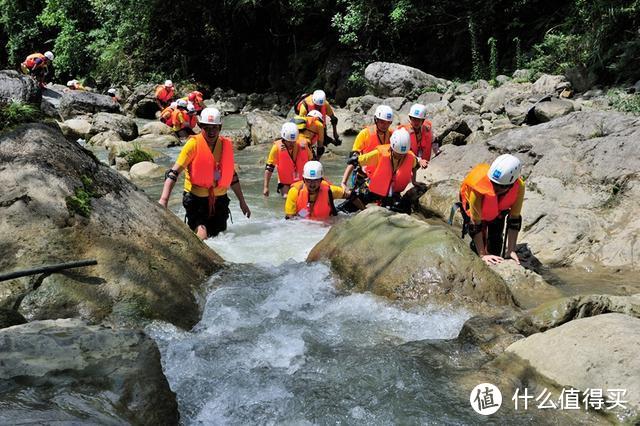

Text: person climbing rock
xmin=295 ymin=89 xmax=342 ymax=147
xmin=155 ymin=79 xmax=175 ymax=110
xmin=171 ymin=99 xmax=190 ymax=136
xmin=285 ymin=161 xmax=348 ymax=220
xmin=66 ymin=79 xmax=85 ymax=91
xmin=263 ymin=122 xmax=313 ymax=198
xmin=158 ymin=107 xmax=251 ymax=240
xmin=341 ymin=128 xmax=417 ymax=214
xmin=160 ymin=101 xmax=177 ymax=127
xmin=397 ymin=103 xmax=440 ymax=177
xmin=340 ymin=105 xmax=394 ymax=202
xmin=187 ymin=91 xmax=206 ymax=112
xmin=20 ymin=51 xmax=53 ymax=87
xmin=459 ymin=154 xmax=525 ymax=265
xmin=291 ymin=110 xmax=325 ymax=159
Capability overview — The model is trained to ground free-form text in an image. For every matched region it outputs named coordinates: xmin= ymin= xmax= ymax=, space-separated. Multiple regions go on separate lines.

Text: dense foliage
xmin=1 ymin=0 xmax=638 ymax=99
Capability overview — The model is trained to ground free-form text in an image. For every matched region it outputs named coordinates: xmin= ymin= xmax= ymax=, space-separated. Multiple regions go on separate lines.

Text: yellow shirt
xmin=284 ymin=184 xmax=345 ymax=216
xmin=176 ymin=136 xmax=228 ymax=197
xmin=468 ymin=179 xmax=526 ymax=223
xmin=302 ymin=120 xmax=325 ymax=146
xmin=352 ymin=126 xmax=391 ymax=153
xmin=266 ymin=138 xmax=313 ymax=166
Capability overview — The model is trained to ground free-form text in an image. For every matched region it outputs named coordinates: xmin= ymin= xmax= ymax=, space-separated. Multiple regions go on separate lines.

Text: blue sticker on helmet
xmin=310 ymin=170 xmax=316 ymax=177
xmin=413 ymin=109 xmax=420 ymax=115
xmin=492 ymin=170 xmax=502 ymax=179
xmin=386 ymin=113 xmax=392 ymax=119
xmin=401 ymin=146 xmax=407 ymax=152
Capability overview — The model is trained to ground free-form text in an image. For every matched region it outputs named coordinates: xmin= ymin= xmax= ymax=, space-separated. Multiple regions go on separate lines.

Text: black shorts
xmin=182 ymin=192 xmax=230 ymax=238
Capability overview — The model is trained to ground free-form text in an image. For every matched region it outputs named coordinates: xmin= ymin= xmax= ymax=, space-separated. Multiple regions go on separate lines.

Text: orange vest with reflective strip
xmin=155 ymin=86 xmax=174 ymax=103
xmin=460 ymin=163 xmax=522 ymax=222
xmin=400 ymin=121 xmax=433 ymax=161
xmin=368 ymin=145 xmax=415 ymax=197
xmin=188 ymin=133 xmax=235 ymax=190
xmin=294 ymin=180 xmax=333 ymax=219
xmin=299 ymin=95 xmax=328 ymax=122
xmin=24 ymin=53 xmax=46 ymax=69
xmin=275 ymin=137 xmax=309 ymax=185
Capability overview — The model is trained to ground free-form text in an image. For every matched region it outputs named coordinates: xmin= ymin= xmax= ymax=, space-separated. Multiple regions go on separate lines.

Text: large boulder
xmin=58 ymin=117 xmax=92 ymax=141
xmin=334 ymin=107 xmax=367 ymax=136
xmin=416 ymin=111 xmax=640 ymax=271
xmin=89 ymin=112 xmax=138 ymax=141
xmin=0 ymin=319 xmax=178 ymax=424
xmin=506 ymin=313 xmax=640 ymax=414
xmin=532 ymin=98 xmax=575 ymax=122
xmin=532 ymin=74 xmax=570 ymax=96
xmin=307 ymin=208 xmax=516 ymax=313
xmin=58 ymin=90 xmax=121 ymax=119
xmin=364 ymin=62 xmax=450 ymax=98
xmin=345 ymin=95 xmax=384 ymax=114
xmin=88 ymin=130 xmax=123 ymax=147
xmin=0 ymin=124 xmax=223 ymax=329
xmin=123 ymin=83 xmax=159 ymax=119
xmin=0 ymin=70 xmax=41 ymax=105
xmin=481 ymin=82 xmax=532 ymax=114
xmin=140 ymin=121 xmax=174 ymax=136
xmin=490 ymin=262 xmax=563 ymax=309
xmin=245 ymin=110 xmax=285 ymax=144
xmin=129 ymin=161 xmax=164 ymax=180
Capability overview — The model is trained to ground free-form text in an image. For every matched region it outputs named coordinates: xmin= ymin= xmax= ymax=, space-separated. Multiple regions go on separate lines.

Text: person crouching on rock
xmin=459 ymin=154 xmax=525 ymax=265
xmin=158 ymin=107 xmax=251 ymax=240
xmin=285 ymin=161 xmax=349 ymax=220
xmin=160 ymin=101 xmax=177 ymax=128
xmin=263 ymin=122 xmax=313 ymax=198
xmin=155 ymin=79 xmax=175 ymax=110
xmin=342 ymin=128 xmax=417 ymax=214
xmin=20 ymin=51 xmax=54 ymax=87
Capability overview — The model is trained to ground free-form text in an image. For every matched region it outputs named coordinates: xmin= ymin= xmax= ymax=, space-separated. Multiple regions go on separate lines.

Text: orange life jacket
xmin=368 ymin=145 xmax=415 ymax=197
xmin=171 ymin=109 xmax=188 ymax=130
xmin=460 ymin=163 xmax=522 ymax=222
xmin=400 ymin=121 xmax=433 ymax=161
xmin=275 ymin=137 xmax=309 ymax=185
xmin=360 ymin=125 xmax=392 ymax=177
xmin=298 ymin=95 xmax=328 ymax=123
xmin=189 ymin=91 xmax=205 ymax=111
xmin=24 ymin=53 xmax=46 ymax=69
xmin=155 ymin=86 xmax=174 ymax=103
xmin=188 ymin=133 xmax=235 ymax=190
xmin=294 ymin=180 xmax=334 ymax=219
xmin=160 ymin=106 xmax=174 ymax=126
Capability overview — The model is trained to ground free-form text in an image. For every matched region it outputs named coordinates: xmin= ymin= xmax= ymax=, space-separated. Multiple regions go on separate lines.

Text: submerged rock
xmin=0 ymin=124 xmax=223 ymax=329
xmin=308 ymin=207 xmax=516 ymax=313
xmin=0 ymin=318 xmax=179 ymax=424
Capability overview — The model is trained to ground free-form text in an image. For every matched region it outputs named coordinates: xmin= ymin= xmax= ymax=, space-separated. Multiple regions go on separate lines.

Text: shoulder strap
xmin=326 ymin=181 xmax=338 ymax=216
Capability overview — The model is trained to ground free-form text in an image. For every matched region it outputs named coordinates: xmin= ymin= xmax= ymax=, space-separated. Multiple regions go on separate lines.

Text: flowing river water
xmin=90 ymin=118 xmax=616 ymax=424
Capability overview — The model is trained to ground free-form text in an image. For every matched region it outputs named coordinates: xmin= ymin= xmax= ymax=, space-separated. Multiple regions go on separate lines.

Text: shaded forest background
xmin=1 ymin=0 xmax=638 ymax=102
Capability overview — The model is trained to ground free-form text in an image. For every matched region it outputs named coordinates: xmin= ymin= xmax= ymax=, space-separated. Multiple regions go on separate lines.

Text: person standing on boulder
xmin=342 ymin=128 xmax=417 ymax=214
xmin=459 ymin=154 xmax=525 ymax=265
xmin=295 ymin=90 xmax=341 ymax=147
xmin=155 ymin=80 xmax=175 ymax=110
xmin=285 ymin=161 xmax=349 ymax=220
xmin=20 ymin=51 xmax=54 ymax=87
xmin=158 ymin=107 xmax=251 ymax=240
xmin=263 ymin=122 xmax=313 ymax=198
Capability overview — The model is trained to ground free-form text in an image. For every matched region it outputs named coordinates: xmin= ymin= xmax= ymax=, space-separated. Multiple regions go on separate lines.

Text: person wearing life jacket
xmin=340 ymin=104 xmax=394 ymax=194
xmin=66 ymin=79 xmax=85 ymax=91
xmin=263 ymin=122 xmax=313 ymax=198
xmin=285 ymin=161 xmax=349 ymax=220
xmin=459 ymin=154 xmax=525 ymax=265
xmin=295 ymin=90 xmax=342 ymax=147
xmin=171 ymin=99 xmax=189 ymax=134
xmin=159 ymin=107 xmax=251 ymax=240
xmin=345 ymin=128 xmax=417 ymax=214
xmin=398 ymin=103 xmax=441 ymax=170
xmin=292 ymin=110 xmax=325 ymax=159
xmin=107 ymin=88 xmax=121 ymax=104
xmin=155 ymin=80 xmax=175 ymax=110
xmin=21 ymin=51 xmax=54 ymax=86
xmin=184 ymin=102 xmax=198 ymax=134
xmin=187 ymin=91 xmax=206 ymax=112
xmin=160 ymin=101 xmax=177 ymax=127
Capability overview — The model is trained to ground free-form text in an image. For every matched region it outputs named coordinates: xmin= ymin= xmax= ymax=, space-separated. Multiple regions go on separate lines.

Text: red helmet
xmin=188 ymin=93 xmax=196 ymax=101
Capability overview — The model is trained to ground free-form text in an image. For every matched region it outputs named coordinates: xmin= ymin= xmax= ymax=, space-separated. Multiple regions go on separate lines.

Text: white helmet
xmin=409 ymin=103 xmax=427 ymax=120
xmin=390 ymin=128 xmax=411 ymax=154
xmin=44 ymin=51 xmax=54 ymax=61
xmin=66 ymin=80 xmax=75 ymax=87
xmin=280 ymin=122 xmax=299 ymax=142
xmin=164 ymin=79 xmax=173 ymax=87
xmin=198 ymin=107 xmax=223 ymax=125
xmin=312 ymin=90 xmax=326 ymax=106
xmin=374 ymin=105 xmax=394 ymax=122
xmin=488 ymin=154 xmax=522 ymax=185
xmin=169 ymin=101 xmax=178 ymax=109
xmin=303 ymin=161 xmax=323 ymax=179
xmin=187 ymin=102 xmax=195 ymax=112
xmin=107 ymin=88 xmax=117 ymax=95
xmin=176 ymin=99 xmax=188 ymax=108
xmin=307 ymin=110 xmax=323 ymax=120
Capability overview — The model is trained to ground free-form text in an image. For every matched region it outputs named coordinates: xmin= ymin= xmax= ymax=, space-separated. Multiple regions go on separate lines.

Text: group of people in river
xmin=157 ymin=86 xmax=525 ymax=266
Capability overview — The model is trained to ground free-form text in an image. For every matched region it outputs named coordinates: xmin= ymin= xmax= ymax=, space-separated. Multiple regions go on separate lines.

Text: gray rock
xmin=481 ymin=82 xmax=531 ymax=114
xmin=123 ymin=83 xmax=160 ymax=119
xmin=334 ymin=107 xmax=367 ymax=136
xmin=140 ymin=121 xmax=174 ymax=136
xmin=382 ymin=96 xmax=408 ymax=112
xmin=442 ymin=131 xmax=467 ymax=146
xmin=58 ymin=118 xmax=92 ymax=141
xmin=59 ymin=90 xmax=121 ymax=119
xmin=455 ymin=83 xmax=473 ymax=95
xmin=564 ymin=66 xmax=597 ymax=93
xmin=90 ymin=112 xmax=138 ymax=140
xmin=0 ymin=70 xmax=41 ymax=105
xmin=364 ymin=62 xmax=450 ymax=98
xmin=416 ymin=91 xmax=442 ymax=105
xmin=0 ymin=307 xmax=26 ymax=329
xmin=512 ymin=69 xmax=532 ymax=81
xmin=245 ymin=110 xmax=285 ymax=144
xmin=490 ymin=262 xmax=563 ymax=309
xmin=533 ymin=98 xmax=575 ymax=122
xmin=436 ymin=119 xmax=472 ymax=145
xmin=0 ymin=318 xmax=179 ymax=424
xmin=581 ymin=89 xmax=604 ymax=100
xmin=0 ymin=124 xmax=223 ymax=328
xmin=345 ymin=95 xmax=384 ymax=114
xmin=129 ymin=161 xmax=164 ymax=180
xmin=506 ymin=313 xmax=640 ymax=412
xmin=221 ymin=126 xmax=251 ymax=150
xmin=495 ymin=75 xmax=510 ymax=85
xmin=532 ymin=74 xmax=570 ymax=96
